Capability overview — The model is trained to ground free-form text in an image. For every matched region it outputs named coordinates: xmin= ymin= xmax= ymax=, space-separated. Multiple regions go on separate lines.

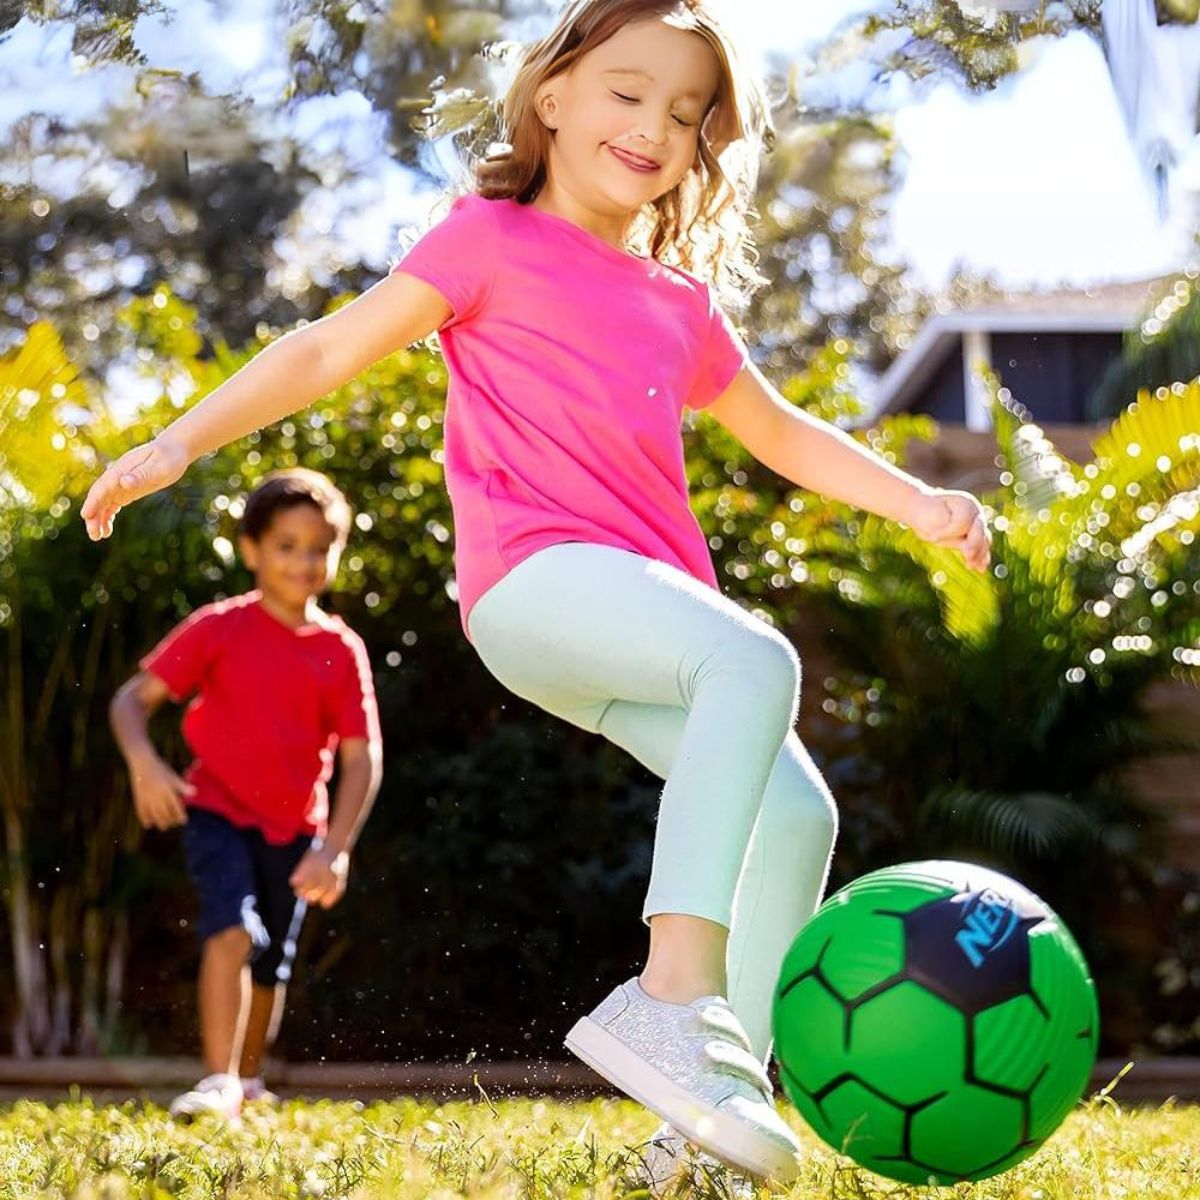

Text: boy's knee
xmin=205 ymin=925 xmax=254 ymax=961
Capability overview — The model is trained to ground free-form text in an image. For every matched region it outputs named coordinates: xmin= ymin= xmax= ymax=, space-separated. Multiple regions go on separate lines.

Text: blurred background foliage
xmin=3 ymin=297 xmax=1199 ymax=1061
xmin=3 ymin=0 xmax=1200 ymax=1063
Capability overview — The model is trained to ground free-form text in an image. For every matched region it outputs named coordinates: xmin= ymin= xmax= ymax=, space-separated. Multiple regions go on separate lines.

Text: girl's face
xmin=538 ymin=17 xmax=721 ymax=217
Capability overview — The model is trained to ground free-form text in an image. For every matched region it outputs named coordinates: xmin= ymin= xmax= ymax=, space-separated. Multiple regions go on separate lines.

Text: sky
xmin=0 ymin=0 xmax=1193 ymax=293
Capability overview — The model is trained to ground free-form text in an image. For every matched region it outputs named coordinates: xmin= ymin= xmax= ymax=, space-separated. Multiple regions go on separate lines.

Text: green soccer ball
xmin=772 ymin=860 xmax=1099 ymax=1185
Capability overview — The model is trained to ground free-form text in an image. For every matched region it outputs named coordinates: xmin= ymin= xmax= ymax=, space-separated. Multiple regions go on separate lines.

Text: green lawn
xmin=1 ymin=1093 xmax=1196 ymax=1199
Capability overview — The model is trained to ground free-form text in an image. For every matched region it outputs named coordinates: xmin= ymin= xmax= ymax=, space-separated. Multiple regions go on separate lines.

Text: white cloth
xmin=1103 ymin=0 xmax=1200 ymax=210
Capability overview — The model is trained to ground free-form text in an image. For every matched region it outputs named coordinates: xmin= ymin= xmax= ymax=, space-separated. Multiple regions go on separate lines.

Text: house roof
xmin=873 ymin=275 xmax=1177 ymax=415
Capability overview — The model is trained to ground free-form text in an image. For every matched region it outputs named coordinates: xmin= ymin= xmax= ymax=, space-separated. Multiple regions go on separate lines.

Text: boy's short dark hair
xmin=240 ymin=468 xmax=352 ymax=547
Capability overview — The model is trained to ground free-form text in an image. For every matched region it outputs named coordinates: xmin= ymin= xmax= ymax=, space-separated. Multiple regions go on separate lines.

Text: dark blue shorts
xmin=182 ymin=808 xmax=313 ymax=987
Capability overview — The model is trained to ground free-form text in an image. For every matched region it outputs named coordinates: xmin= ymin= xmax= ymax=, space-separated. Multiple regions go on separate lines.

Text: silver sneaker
xmin=634 ymin=1122 xmax=758 ymax=1198
xmin=565 ymin=978 xmax=801 ymax=1182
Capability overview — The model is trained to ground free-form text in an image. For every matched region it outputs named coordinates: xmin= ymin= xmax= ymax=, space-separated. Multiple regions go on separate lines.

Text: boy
xmin=110 ymin=467 xmax=382 ymax=1119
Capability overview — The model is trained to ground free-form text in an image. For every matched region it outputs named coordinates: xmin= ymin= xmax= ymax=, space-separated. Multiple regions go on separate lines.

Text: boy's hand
xmin=81 ymin=435 xmax=190 ymax=541
xmin=129 ymin=751 xmax=193 ymax=830
xmin=906 ymin=488 xmax=991 ymax=573
xmin=290 ymin=846 xmax=350 ymax=909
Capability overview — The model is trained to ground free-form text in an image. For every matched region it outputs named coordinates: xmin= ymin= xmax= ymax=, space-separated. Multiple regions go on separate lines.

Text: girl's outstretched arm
xmin=707 ymin=362 xmax=992 ymax=572
xmin=81 ymin=271 xmax=452 ymax=540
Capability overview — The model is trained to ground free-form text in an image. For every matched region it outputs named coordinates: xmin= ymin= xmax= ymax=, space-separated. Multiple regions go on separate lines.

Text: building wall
xmin=910 ymin=344 xmax=967 ymax=423
xmin=991 ymin=331 xmax=1123 ymax=424
xmin=903 ymin=332 xmax=1125 ymax=426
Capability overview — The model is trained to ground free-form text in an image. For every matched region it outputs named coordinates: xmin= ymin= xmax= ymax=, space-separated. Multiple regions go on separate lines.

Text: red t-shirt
xmin=141 ymin=591 xmax=380 ymax=844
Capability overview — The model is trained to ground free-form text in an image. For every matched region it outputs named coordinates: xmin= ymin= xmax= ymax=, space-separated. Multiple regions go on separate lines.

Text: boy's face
xmin=238 ymin=503 xmax=342 ymax=609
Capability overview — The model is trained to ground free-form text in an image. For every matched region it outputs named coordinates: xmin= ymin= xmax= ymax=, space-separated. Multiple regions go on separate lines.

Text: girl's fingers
xmin=82 ymin=446 xmax=160 ymax=538
xmin=966 ymin=520 xmax=991 ymax=571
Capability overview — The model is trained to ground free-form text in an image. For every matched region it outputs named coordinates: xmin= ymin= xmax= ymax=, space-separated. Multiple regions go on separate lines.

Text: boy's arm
xmin=325 ymin=736 xmax=383 ymax=859
xmin=707 ymin=362 xmax=991 ymax=571
xmin=110 ymin=672 xmax=194 ymax=830
xmin=290 ymin=737 xmax=383 ymax=909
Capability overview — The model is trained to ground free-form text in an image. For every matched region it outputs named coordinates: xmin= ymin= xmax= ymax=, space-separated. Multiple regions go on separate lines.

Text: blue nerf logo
xmin=954 ymin=888 xmax=1019 ymax=968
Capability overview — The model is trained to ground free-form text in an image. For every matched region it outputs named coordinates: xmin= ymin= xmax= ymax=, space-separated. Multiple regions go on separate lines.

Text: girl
xmin=83 ymin=0 xmax=989 ymax=1183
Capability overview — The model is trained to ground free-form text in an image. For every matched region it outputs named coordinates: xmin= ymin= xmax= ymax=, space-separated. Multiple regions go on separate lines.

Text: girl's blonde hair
xmin=476 ymin=0 xmax=772 ymax=304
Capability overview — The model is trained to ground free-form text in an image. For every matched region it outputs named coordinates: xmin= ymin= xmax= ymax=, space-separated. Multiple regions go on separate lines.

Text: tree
xmin=1090 ymin=274 xmax=1200 ymax=419
xmin=856 ymin=0 xmax=1103 ymax=92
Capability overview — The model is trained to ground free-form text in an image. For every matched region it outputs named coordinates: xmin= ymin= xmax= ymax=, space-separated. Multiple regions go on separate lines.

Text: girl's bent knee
xmin=736 ymin=630 xmax=801 ymax=713
xmin=777 ymin=788 xmax=837 ymax=847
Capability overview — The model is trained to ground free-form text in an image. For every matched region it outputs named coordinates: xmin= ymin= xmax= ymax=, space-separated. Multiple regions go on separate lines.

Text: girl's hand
xmin=289 ymin=846 xmax=350 ymax=909
xmin=906 ymin=488 xmax=991 ymax=573
xmin=81 ymin=435 xmax=191 ymax=541
xmin=129 ymin=751 xmax=194 ymax=830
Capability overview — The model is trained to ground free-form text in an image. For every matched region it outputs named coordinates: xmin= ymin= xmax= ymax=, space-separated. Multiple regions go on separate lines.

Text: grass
xmin=0 ymin=1091 xmax=1196 ymax=1200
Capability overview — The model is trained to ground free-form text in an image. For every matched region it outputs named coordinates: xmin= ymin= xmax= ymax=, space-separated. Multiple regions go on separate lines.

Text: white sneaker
xmin=634 ymin=1122 xmax=758 ymax=1198
xmin=566 ymin=978 xmax=802 ymax=1182
xmin=168 ymin=1072 xmax=243 ymax=1121
xmin=240 ymin=1075 xmax=280 ymax=1106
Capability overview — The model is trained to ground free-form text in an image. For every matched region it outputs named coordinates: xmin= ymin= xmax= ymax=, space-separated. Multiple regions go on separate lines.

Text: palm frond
xmin=1090 ymin=383 xmax=1200 ymax=501
xmin=918 ymin=788 xmax=1097 ymax=860
xmin=0 ymin=322 xmax=91 ymax=508
xmin=992 ymin=388 xmax=1083 ymax=513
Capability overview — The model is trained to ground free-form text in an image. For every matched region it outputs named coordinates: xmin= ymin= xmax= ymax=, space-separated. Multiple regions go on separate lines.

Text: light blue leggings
xmin=467 ymin=542 xmax=839 ymax=1060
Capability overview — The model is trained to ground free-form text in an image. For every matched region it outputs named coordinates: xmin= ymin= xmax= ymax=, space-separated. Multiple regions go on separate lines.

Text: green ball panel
xmin=1029 ymin=922 xmax=1100 ymax=1049
xmin=819 ymin=908 xmax=906 ymax=1002
xmin=834 ymin=863 xmax=959 ymax=913
xmin=819 ymin=1078 xmax=906 ymax=1163
xmin=973 ymin=995 xmax=1051 ymax=1091
xmin=1030 ymin=921 xmax=1097 ymax=1013
xmin=909 ymin=1086 xmax=1024 ymax=1179
xmin=776 ymin=900 xmax=860 ymax=994
xmin=850 ymin=982 xmax=966 ymax=1106
xmin=1027 ymin=921 xmax=1099 ymax=1141
xmin=773 ymin=975 xmax=850 ymax=1095
xmin=1029 ymin=1031 xmax=1096 ymax=1142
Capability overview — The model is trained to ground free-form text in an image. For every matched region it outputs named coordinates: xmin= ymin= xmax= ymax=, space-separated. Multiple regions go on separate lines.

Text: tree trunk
xmin=104 ymin=909 xmax=130 ymax=1048
xmin=5 ymin=808 xmax=50 ymax=1057
xmin=78 ymin=903 xmax=103 ymax=1055
xmin=1 ymin=583 xmax=51 ymax=1056
xmin=48 ymin=886 xmax=73 ymax=1055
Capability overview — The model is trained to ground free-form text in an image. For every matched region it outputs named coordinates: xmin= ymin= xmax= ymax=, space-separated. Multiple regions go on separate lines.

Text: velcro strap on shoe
xmin=693 ymin=1001 xmax=753 ymax=1054
xmin=703 ymin=1037 xmax=774 ymax=1098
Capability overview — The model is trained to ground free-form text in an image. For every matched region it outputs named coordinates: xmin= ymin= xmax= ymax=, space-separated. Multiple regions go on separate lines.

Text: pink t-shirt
xmin=394 ymin=195 xmax=748 ymax=633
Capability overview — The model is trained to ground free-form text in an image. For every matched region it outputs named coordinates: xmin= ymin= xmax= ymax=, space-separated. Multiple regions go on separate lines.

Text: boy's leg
xmin=175 ymin=810 xmax=268 ymax=1117
xmin=239 ymin=982 xmax=284 ymax=1080
xmin=182 ymin=810 xmax=265 ymax=1073
xmin=198 ymin=926 xmax=253 ymax=1075
xmin=239 ymin=829 xmax=311 ymax=1082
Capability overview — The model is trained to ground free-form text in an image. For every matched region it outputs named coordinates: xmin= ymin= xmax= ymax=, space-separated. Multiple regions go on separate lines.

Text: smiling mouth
xmin=608 ymin=145 xmax=661 ymax=174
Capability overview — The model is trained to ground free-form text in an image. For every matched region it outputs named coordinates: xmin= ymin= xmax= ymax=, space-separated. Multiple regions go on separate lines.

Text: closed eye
xmin=611 ymin=90 xmax=638 ymax=103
